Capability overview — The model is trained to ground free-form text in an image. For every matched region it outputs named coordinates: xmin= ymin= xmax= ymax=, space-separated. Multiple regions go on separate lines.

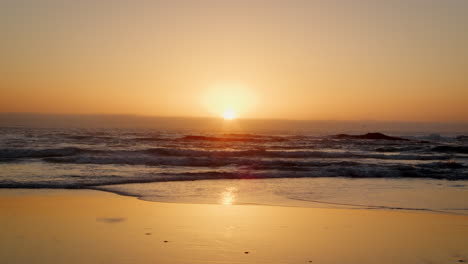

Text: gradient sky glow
xmin=1 ymin=0 xmax=467 ymax=121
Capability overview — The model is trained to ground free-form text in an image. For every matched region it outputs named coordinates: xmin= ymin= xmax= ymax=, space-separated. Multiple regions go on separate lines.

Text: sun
xmin=223 ymin=109 xmax=236 ymax=120
xmin=201 ymin=83 xmax=256 ymax=119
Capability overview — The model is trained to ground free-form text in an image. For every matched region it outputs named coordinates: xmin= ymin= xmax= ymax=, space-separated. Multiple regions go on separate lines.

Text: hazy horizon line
xmin=1 ymin=112 xmax=467 ymax=125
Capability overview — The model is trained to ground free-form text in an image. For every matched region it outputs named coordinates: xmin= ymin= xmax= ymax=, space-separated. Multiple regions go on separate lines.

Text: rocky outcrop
xmin=332 ymin=132 xmax=409 ymax=141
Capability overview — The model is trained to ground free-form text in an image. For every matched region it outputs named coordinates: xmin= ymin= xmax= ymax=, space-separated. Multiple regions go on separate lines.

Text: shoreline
xmin=2 ymin=182 xmax=468 ymax=216
xmin=1 ymin=188 xmax=467 ymax=264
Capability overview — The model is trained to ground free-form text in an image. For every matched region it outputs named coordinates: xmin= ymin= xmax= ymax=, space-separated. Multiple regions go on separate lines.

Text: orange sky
xmin=1 ymin=0 xmax=467 ymax=121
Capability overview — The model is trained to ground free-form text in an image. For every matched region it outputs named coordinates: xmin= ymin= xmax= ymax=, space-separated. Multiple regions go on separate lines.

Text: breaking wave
xmin=1 ymin=128 xmax=468 ymax=189
xmin=0 ymin=146 xmax=461 ymax=162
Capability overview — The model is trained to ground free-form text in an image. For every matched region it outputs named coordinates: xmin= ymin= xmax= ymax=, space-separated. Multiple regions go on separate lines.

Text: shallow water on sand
xmin=96 ymin=177 xmax=468 ymax=215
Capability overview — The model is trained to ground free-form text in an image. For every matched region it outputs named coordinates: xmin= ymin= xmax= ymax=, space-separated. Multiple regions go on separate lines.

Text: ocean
xmin=1 ymin=125 xmax=467 ymax=214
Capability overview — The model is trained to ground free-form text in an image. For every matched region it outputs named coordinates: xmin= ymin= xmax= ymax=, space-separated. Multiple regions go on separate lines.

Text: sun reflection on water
xmin=220 ymin=187 xmax=237 ymax=205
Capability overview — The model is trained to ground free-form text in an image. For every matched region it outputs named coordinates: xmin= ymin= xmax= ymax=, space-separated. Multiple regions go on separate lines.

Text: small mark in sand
xmin=163 ymin=240 xmax=169 ymax=243
xmin=145 ymin=233 xmax=151 ymax=235
xmin=244 ymin=251 xmax=250 ymax=254
xmin=308 ymin=261 xmax=313 ymax=263
xmin=96 ymin=217 xmax=126 ymax=223
xmin=458 ymin=260 xmax=466 ymax=263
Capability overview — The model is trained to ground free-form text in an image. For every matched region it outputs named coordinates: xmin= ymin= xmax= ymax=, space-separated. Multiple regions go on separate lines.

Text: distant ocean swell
xmin=1 ymin=145 xmax=467 ymax=160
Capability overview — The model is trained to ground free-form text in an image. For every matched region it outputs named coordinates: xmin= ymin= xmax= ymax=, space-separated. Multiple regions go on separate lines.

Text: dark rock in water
xmin=456 ymin=135 xmax=468 ymax=141
xmin=333 ymin=132 xmax=408 ymax=141
xmin=431 ymin=146 xmax=468 ymax=154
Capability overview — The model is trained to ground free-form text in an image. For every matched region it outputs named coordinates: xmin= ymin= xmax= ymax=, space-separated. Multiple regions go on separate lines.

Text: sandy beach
xmin=3 ymin=0 xmax=468 ymax=263
xmin=1 ymin=189 xmax=467 ymax=264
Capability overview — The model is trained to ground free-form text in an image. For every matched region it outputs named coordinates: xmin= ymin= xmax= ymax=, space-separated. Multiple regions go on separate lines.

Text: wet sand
xmin=0 ymin=189 xmax=467 ymax=264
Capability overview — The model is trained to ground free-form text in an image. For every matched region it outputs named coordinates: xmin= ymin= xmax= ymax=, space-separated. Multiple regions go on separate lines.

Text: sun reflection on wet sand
xmin=220 ymin=187 xmax=237 ymax=205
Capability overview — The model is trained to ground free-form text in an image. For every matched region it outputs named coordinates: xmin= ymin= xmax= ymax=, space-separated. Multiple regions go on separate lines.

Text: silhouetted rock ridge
xmin=332 ymin=132 xmax=408 ymax=141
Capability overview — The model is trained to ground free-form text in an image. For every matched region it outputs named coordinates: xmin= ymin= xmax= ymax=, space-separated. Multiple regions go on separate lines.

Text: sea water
xmin=1 ymin=126 xmax=467 ymax=214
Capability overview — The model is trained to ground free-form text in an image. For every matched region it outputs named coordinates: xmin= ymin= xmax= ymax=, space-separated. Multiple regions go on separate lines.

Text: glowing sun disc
xmin=223 ymin=110 xmax=236 ymax=120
